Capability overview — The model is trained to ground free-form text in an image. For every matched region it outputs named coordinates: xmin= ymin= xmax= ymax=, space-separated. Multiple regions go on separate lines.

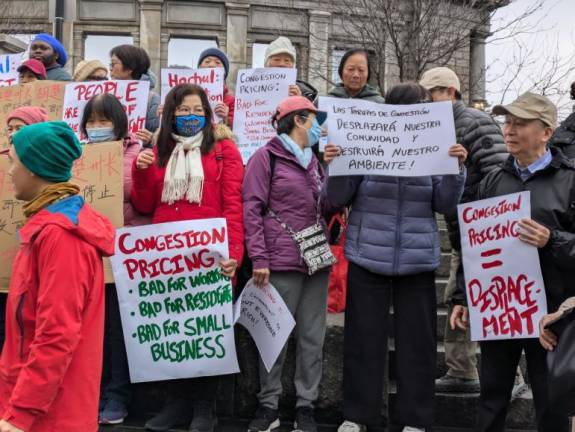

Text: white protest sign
xmin=110 ymin=219 xmax=240 ymax=383
xmin=319 ymin=97 xmax=459 ymax=176
xmin=0 ymin=54 xmax=23 ymax=87
xmin=458 ymin=191 xmax=547 ymax=341
xmin=160 ymin=68 xmax=225 ymax=123
xmin=235 ymin=279 xmax=295 ymax=372
xmin=62 ymin=80 xmax=150 ymax=139
xmin=233 ymin=68 xmax=297 ymax=163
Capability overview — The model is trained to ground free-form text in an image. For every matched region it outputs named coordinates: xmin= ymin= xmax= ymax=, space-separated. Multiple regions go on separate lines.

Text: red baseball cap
xmin=275 ymin=96 xmax=327 ymax=125
xmin=17 ymin=59 xmax=47 ymax=80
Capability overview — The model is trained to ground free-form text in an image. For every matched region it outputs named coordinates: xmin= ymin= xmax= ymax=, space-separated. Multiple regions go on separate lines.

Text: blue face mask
xmin=305 ymin=118 xmax=322 ymax=147
xmin=175 ymin=114 xmax=206 ymax=137
xmin=86 ymin=126 xmax=116 ymax=143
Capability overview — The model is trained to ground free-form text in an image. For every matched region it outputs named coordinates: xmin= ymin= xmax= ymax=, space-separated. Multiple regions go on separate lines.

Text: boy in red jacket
xmin=0 ymin=121 xmax=115 ymax=432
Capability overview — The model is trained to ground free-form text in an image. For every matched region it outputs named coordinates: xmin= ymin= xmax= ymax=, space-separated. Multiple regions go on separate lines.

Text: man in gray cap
xmin=420 ymin=66 xmax=508 ymax=394
xmin=451 ymin=92 xmax=574 ymax=432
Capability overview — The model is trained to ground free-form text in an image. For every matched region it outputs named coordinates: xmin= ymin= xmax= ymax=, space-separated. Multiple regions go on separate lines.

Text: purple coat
xmin=243 ymin=137 xmax=331 ymax=273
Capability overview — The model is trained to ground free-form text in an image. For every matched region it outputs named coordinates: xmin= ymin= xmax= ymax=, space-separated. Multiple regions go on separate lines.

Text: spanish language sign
xmin=234 ymin=279 xmax=296 ymax=372
xmin=0 ymin=81 xmax=67 ymax=149
xmin=62 ymin=80 xmax=149 ymax=139
xmin=318 ymin=97 xmax=459 ymax=176
xmin=458 ymin=191 xmax=547 ymax=341
xmin=0 ymin=142 xmax=124 ymax=291
xmin=233 ymin=68 xmax=297 ymax=163
xmin=160 ymin=68 xmax=225 ymax=123
xmin=0 ymin=54 xmax=23 ymax=87
xmin=110 ymin=219 xmax=240 ymax=383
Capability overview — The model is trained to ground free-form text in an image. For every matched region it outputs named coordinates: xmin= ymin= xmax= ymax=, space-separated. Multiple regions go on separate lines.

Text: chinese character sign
xmin=110 ymin=219 xmax=240 ymax=383
xmin=458 ymin=191 xmax=547 ymax=341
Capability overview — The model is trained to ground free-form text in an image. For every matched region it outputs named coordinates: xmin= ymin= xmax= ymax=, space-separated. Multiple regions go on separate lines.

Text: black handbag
xmin=547 ymin=307 xmax=575 ymax=416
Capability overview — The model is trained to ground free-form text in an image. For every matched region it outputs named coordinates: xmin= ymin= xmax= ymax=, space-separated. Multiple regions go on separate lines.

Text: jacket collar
xmin=267 ymin=136 xmax=316 ymax=170
xmin=452 ymin=100 xmax=467 ymax=120
xmin=502 ymin=146 xmax=574 ymax=178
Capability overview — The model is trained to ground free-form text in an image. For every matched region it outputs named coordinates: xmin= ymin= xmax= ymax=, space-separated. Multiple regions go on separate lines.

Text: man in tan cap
xmin=420 ymin=66 xmax=507 ymax=394
xmin=450 ymin=92 xmax=573 ymax=432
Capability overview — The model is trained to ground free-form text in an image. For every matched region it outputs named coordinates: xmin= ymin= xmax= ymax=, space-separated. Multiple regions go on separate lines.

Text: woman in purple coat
xmin=243 ymin=96 xmax=339 ymax=432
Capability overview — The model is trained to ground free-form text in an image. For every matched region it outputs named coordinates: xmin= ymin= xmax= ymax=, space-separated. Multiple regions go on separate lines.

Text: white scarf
xmin=161 ymin=132 xmax=204 ymax=205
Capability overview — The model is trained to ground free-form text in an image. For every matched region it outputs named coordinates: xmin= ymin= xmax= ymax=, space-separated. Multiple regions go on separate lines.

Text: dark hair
xmin=157 ymin=84 xmax=214 ymax=167
xmin=338 ymin=49 xmax=371 ymax=82
xmin=272 ymin=109 xmax=310 ymax=135
xmin=110 ymin=45 xmax=151 ymax=80
xmin=430 ymin=85 xmax=463 ymax=101
xmin=571 ymin=81 xmax=575 ymax=100
xmin=385 ymin=82 xmax=431 ymax=105
xmin=20 ymin=67 xmax=45 ymax=81
xmin=81 ymin=93 xmax=128 ymax=139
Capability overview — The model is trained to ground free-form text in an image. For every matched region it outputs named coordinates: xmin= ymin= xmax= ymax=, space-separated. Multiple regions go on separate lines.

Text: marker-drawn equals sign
xmin=481 ymin=248 xmax=503 ymax=269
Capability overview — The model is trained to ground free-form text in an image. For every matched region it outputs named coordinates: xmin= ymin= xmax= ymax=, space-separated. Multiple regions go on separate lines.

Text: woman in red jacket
xmin=131 ymin=83 xmax=243 ymax=432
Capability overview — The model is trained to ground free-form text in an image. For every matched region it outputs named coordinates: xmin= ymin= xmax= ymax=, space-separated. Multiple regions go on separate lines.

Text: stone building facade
xmin=1 ymin=0 xmax=494 ymax=104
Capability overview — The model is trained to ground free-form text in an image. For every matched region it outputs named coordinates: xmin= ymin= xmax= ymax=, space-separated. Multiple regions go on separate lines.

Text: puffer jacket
xmin=549 ymin=112 xmax=575 ymax=159
xmin=446 ymin=101 xmax=507 ymax=249
xmin=328 ymin=83 xmax=385 ymax=103
xmin=296 ymin=79 xmax=319 ymax=103
xmin=326 ymin=172 xmax=465 ymax=276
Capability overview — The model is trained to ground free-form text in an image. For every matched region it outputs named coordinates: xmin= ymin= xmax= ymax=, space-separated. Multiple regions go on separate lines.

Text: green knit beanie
xmin=12 ymin=121 xmax=82 ymax=182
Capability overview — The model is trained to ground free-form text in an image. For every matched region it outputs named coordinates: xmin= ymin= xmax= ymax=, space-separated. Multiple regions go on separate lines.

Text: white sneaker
xmin=403 ymin=427 xmax=425 ymax=432
xmin=338 ymin=421 xmax=366 ymax=432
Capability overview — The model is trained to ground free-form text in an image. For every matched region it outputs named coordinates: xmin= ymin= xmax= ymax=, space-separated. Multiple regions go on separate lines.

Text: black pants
xmin=343 ymin=263 xmax=437 ymax=429
xmin=477 ymin=339 xmax=569 ymax=432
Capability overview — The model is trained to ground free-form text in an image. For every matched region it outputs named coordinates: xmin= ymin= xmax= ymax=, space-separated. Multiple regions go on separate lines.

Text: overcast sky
xmin=486 ymin=0 xmax=574 ymax=118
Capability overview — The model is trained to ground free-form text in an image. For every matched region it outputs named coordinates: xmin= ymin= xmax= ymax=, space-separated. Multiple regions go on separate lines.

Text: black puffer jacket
xmin=296 ymin=79 xmax=319 ymax=104
xmin=453 ymin=149 xmax=575 ymax=311
xmin=446 ymin=101 xmax=507 ymax=249
xmin=549 ymin=112 xmax=575 ymax=159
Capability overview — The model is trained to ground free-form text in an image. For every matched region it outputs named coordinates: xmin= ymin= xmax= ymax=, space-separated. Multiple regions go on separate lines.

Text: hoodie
xmin=0 ymin=195 xmax=115 ymax=432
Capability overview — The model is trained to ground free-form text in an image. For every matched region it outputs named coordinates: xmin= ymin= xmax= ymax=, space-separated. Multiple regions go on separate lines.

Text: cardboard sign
xmin=0 ymin=81 xmax=67 ymax=150
xmin=318 ymin=97 xmax=460 ymax=176
xmin=233 ymin=68 xmax=297 ymax=163
xmin=62 ymin=80 xmax=149 ymax=139
xmin=458 ymin=191 xmax=547 ymax=341
xmin=110 ymin=219 xmax=240 ymax=383
xmin=234 ymin=279 xmax=296 ymax=372
xmin=0 ymin=54 xmax=23 ymax=87
xmin=160 ymin=68 xmax=225 ymax=123
xmin=0 ymin=141 xmax=124 ymax=291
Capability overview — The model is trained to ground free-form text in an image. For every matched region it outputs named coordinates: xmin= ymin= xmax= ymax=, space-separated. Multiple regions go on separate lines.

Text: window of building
xmin=168 ymin=38 xmax=217 ymax=68
xmin=84 ymin=34 xmax=134 ymax=67
xmin=330 ymin=49 xmax=346 ymax=84
xmin=252 ymin=43 xmax=269 ymax=68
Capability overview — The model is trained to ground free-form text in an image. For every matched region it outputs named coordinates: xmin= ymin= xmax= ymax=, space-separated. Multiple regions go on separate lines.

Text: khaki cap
xmin=492 ymin=92 xmax=557 ymax=129
xmin=419 ymin=67 xmax=461 ymax=92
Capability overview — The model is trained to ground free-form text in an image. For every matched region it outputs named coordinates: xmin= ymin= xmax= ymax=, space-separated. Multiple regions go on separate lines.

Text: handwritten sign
xmin=318 ymin=97 xmax=459 ymax=176
xmin=233 ymin=68 xmax=297 ymax=163
xmin=0 ymin=81 xmax=67 ymax=150
xmin=110 ymin=219 xmax=240 ymax=383
xmin=62 ymin=80 xmax=149 ymax=139
xmin=0 ymin=54 xmax=23 ymax=87
xmin=0 ymin=141 xmax=124 ymax=291
xmin=458 ymin=191 xmax=547 ymax=341
xmin=234 ymin=279 xmax=295 ymax=372
xmin=160 ymin=68 xmax=225 ymax=123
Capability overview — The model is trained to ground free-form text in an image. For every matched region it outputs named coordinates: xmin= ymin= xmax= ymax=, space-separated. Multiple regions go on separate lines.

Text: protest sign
xmin=0 ymin=81 xmax=67 ymax=150
xmin=0 ymin=54 xmax=23 ymax=87
xmin=0 ymin=141 xmax=124 ymax=291
xmin=234 ymin=279 xmax=296 ymax=372
xmin=318 ymin=97 xmax=459 ymax=176
xmin=160 ymin=68 xmax=225 ymax=123
xmin=233 ymin=68 xmax=297 ymax=163
xmin=62 ymin=80 xmax=149 ymax=139
xmin=110 ymin=218 xmax=240 ymax=383
xmin=458 ymin=191 xmax=547 ymax=341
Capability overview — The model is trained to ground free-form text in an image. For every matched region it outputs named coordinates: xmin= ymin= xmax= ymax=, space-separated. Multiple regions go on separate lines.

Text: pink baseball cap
xmin=275 ymin=96 xmax=327 ymax=125
xmin=17 ymin=59 xmax=47 ymax=80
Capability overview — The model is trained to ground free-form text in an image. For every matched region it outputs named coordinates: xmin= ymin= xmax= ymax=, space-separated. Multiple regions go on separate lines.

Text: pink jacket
xmin=123 ymin=136 xmax=151 ymax=227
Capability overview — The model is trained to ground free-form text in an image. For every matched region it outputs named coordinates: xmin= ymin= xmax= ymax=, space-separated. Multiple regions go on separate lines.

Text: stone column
xmin=225 ymin=3 xmax=250 ymax=91
xmin=138 ymin=0 xmax=163 ymax=81
xmin=308 ymin=10 xmax=330 ymax=96
xmin=469 ymin=30 xmax=488 ymax=108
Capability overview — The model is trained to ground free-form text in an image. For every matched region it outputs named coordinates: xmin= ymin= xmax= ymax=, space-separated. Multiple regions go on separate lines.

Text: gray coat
xmin=46 ymin=65 xmax=72 ymax=81
xmin=326 ymin=173 xmax=465 ymax=276
xmin=328 ymin=83 xmax=385 ymax=103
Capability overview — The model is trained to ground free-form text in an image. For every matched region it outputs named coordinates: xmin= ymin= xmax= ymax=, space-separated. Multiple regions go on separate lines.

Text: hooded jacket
xmin=0 ymin=196 xmax=115 ymax=431
xmin=549 ymin=112 xmax=575 ymax=159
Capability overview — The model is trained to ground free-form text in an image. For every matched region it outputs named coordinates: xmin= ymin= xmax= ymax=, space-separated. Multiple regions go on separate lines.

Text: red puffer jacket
xmin=131 ymin=124 xmax=244 ymax=264
xmin=0 ymin=196 xmax=115 ymax=431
